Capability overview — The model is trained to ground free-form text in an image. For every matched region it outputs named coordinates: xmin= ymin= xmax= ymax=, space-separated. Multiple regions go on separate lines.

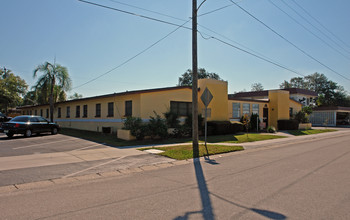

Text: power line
xmin=267 ymin=0 xmax=350 ymax=61
xmin=78 ymin=0 xmax=192 ymax=30
xmin=290 ymin=0 xmax=350 ymax=50
xmin=72 ymin=19 xmax=190 ymax=89
xmin=210 ymin=36 xmax=306 ymax=77
xmin=75 ymin=0 xmax=308 ymax=87
xmin=77 ymin=0 xmax=343 ymax=86
xmin=105 ymin=0 xmax=293 ymax=76
xmin=280 ymin=0 xmax=350 ymax=56
xmin=228 ymin=0 xmax=350 ymax=81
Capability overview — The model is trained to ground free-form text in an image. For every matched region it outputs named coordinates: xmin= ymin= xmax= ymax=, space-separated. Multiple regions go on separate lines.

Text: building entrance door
xmin=263 ymin=108 xmax=268 ymax=128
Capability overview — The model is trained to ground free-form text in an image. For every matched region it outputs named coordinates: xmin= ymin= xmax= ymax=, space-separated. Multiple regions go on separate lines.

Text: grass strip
xmin=288 ymin=129 xmax=337 ymax=136
xmin=204 ymin=133 xmax=286 ymax=143
xmin=140 ymin=144 xmax=244 ymax=160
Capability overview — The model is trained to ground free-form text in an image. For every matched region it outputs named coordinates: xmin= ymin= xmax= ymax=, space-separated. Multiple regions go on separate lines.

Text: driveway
xmin=0 ymin=133 xmax=174 ymax=186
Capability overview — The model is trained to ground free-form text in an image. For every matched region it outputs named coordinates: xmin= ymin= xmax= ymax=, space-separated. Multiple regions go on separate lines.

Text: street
xmin=0 ymin=131 xmax=349 ymax=219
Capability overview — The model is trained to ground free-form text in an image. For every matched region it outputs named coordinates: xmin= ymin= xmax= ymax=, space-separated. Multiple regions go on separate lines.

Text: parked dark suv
xmin=0 ymin=115 xmax=60 ymax=138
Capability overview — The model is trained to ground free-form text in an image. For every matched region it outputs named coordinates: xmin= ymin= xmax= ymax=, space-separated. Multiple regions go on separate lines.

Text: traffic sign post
xmin=200 ymin=87 xmax=213 ymax=153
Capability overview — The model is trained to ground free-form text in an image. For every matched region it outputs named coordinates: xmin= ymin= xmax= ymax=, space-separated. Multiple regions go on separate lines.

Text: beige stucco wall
xmin=268 ymin=90 xmax=290 ymax=129
xmin=140 ymin=88 xmax=192 ymax=119
xmin=198 ymin=79 xmax=228 ymax=121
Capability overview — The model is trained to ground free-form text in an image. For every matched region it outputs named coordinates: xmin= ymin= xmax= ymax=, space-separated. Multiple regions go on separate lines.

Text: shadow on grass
xmin=60 ymin=128 xmax=192 ymax=148
xmin=200 ymin=135 xmax=239 ymax=143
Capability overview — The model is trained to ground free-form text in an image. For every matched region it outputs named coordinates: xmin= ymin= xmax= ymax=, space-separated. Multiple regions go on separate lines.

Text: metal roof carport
xmin=310 ymin=106 xmax=350 ymax=126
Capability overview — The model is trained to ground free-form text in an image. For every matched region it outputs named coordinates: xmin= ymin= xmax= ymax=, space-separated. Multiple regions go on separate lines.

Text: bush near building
xmin=278 ymin=119 xmax=299 ymax=130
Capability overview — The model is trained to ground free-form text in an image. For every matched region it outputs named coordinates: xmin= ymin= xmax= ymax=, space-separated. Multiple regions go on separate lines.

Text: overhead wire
xmin=267 ymin=0 xmax=350 ymax=61
xmin=290 ymin=0 xmax=350 ymax=50
xmin=228 ymin=0 xmax=350 ymax=81
xmin=72 ymin=19 xmax=191 ymax=90
xmin=280 ymin=0 xmax=350 ymax=55
xmin=76 ymin=0 xmax=348 ymax=89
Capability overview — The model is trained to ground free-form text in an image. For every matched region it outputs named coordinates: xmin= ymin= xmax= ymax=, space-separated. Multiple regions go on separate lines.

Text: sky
xmin=1 ymin=0 xmax=350 ymax=99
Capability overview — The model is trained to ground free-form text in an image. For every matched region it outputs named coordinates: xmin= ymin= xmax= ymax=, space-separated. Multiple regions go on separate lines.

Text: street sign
xmin=201 ymin=87 xmax=213 ymax=107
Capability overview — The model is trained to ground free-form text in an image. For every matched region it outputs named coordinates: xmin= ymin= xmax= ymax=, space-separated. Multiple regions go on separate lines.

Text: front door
xmin=263 ymin=108 xmax=268 ymax=127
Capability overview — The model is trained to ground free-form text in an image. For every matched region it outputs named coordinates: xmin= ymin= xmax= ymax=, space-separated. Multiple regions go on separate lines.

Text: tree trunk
xmin=50 ymin=77 xmax=55 ymax=122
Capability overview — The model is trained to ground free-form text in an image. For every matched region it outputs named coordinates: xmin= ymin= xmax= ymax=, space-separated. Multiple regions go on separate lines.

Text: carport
xmin=310 ymin=106 xmax=350 ymax=126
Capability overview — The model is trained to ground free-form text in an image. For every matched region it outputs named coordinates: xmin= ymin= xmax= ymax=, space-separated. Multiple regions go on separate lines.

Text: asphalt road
xmin=0 ymin=133 xmax=174 ymax=186
xmin=0 ymin=131 xmax=349 ymax=219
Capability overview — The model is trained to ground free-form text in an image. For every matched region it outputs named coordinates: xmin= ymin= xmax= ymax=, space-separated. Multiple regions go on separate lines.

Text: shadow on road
xmin=174 ymin=155 xmax=286 ymax=220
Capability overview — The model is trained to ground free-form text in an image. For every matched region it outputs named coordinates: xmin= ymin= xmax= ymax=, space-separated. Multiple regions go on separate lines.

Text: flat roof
xmin=18 ymin=85 xmax=192 ymax=109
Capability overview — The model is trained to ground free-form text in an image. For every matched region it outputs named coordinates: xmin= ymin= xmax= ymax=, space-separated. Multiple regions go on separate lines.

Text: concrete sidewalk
xmin=0 ymin=147 xmax=146 ymax=171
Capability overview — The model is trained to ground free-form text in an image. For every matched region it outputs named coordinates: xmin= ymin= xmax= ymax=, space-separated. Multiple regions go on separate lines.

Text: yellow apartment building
xmin=18 ymin=79 xmax=318 ymax=132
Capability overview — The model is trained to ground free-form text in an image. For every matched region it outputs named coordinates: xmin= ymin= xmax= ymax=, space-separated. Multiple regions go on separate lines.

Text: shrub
xmin=147 ymin=112 xmax=168 ymax=139
xmin=294 ymin=106 xmax=313 ymax=123
xmin=267 ymin=126 xmax=276 ymax=133
xmin=249 ymin=113 xmax=260 ymax=131
xmin=163 ymin=111 xmax=180 ymax=128
xmin=123 ymin=116 xmax=146 ymax=140
xmin=278 ymin=119 xmax=299 ymax=130
xmin=207 ymin=121 xmax=244 ymax=135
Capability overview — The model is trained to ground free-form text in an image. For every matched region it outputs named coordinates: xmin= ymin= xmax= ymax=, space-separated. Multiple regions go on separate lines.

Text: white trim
xmin=56 ymin=118 xmax=124 ymax=123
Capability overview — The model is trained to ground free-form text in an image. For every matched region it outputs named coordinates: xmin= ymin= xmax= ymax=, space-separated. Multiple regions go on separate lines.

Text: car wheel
xmin=24 ymin=129 xmax=32 ymax=137
xmin=6 ymin=133 xmax=14 ymax=138
xmin=51 ymin=128 xmax=58 ymax=135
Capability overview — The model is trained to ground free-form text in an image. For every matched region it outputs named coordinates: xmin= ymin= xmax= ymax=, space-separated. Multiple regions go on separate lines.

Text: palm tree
xmin=33 ymin=62 xmax=71 ymax=122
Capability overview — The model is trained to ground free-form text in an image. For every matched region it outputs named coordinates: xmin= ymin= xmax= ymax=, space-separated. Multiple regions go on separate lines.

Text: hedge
xmin=278 ymin=119 xmax=299 ymax=130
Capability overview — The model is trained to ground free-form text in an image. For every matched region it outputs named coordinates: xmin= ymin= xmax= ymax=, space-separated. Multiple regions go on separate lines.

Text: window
xmin=95 ymin=104 xmax=101 ymax=117
xmin=83 ymin=105 xmax=88 ymax=118
xmin=34 ymin=110 xmax=37 ymax=115
xmin=252 ymin=104 xmax=259 ymax=115
xmin=40 ymin=109 xmax=43 ymax=117
xmin=108 ymin=102 xmax=114 ymax=117
xmin=289 ymin=107 xmax=293 ymax=117
xmin=242 ymin=103 xmax=250 ymax=116
xmin=76 ymin=106 xmax=80 ymax=118
xmin=125 ymin=101 xmax=132 ymax=117
xmin=232 ymin=103 xmax=240 ymax=118
xmin=46 ymin=109 xmax=49 ymax=118
xmin=170 ymin=101 xmax=192 ymax=116
xmin=30 ymin=110 xmax=32 ymax=115
xmin=58 ymin=107 xmax=61 ymax=118
xmin=66 ymin=106 xmax=70 ymax=118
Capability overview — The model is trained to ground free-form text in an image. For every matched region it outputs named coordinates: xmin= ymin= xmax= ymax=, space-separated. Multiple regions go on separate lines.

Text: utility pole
xmin=192 ymin=0 xmax=199 ymax=158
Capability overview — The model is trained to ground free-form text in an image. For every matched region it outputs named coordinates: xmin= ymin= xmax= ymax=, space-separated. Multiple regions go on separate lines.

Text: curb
xmin=1 ymin=129 xmax=349 ymax=194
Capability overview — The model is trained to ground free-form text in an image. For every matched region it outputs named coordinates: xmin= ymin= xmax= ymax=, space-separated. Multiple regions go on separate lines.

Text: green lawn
xmin=202 ymin=133 xmax=286 ymax=143
xmin=140 ymin=144 xmax=244 ymax=160
xmin=288 ymin=129 xmax=337 ymax=136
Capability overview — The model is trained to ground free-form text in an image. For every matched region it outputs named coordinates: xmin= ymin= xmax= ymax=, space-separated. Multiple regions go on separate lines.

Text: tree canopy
xmin=178 ymin=68 xmax=221 ymax=86
xmin=251 ymin=83 xmax=264 ymax=91
xmin=280 ymin=72 xmax=350 ymax=106
xmin=0 ymin=68 xmax=28 ymax=113
xmin=33 ymin=62 xmax=71 ymax=121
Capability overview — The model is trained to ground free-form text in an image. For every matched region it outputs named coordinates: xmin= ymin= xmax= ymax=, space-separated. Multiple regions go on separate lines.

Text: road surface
xmin=0 ymin=131 xmax=349 ymax=219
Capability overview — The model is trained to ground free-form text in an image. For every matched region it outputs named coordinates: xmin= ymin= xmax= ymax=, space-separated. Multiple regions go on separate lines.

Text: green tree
xmin=251 ymin=83 xmax=264 ymax=91
xmin=178 ymin=68 xmax=221 ymax=86
xmin=280 ymin=72 xmax=349 ymax=106
xmin=0 ymin=68 xmax=28 ymax=113
xmin=33 ymin=62 xmax=71 ymax=122
xmin=69 ymin=92 xmax=83 ymax=100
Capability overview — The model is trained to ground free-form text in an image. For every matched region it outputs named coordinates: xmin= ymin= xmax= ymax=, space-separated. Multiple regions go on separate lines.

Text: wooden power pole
xmin=192 ymin=0 xmax=199 ymax=158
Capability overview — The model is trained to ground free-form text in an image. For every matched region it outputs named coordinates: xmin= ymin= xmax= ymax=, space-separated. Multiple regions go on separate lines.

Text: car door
xmin=29 ymin=117 xmax=41 ymax=133
xmin=38 ymin=117 xmax=51 ymax=133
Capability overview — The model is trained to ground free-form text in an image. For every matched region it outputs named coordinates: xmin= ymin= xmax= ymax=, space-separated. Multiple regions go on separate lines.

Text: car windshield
xmin=10 ymin=116 xmax=30 ymax=122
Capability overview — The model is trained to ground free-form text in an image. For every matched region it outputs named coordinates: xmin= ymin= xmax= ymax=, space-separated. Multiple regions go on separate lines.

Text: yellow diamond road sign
xmin=201 ymin=87 xmax=213 ymax=107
